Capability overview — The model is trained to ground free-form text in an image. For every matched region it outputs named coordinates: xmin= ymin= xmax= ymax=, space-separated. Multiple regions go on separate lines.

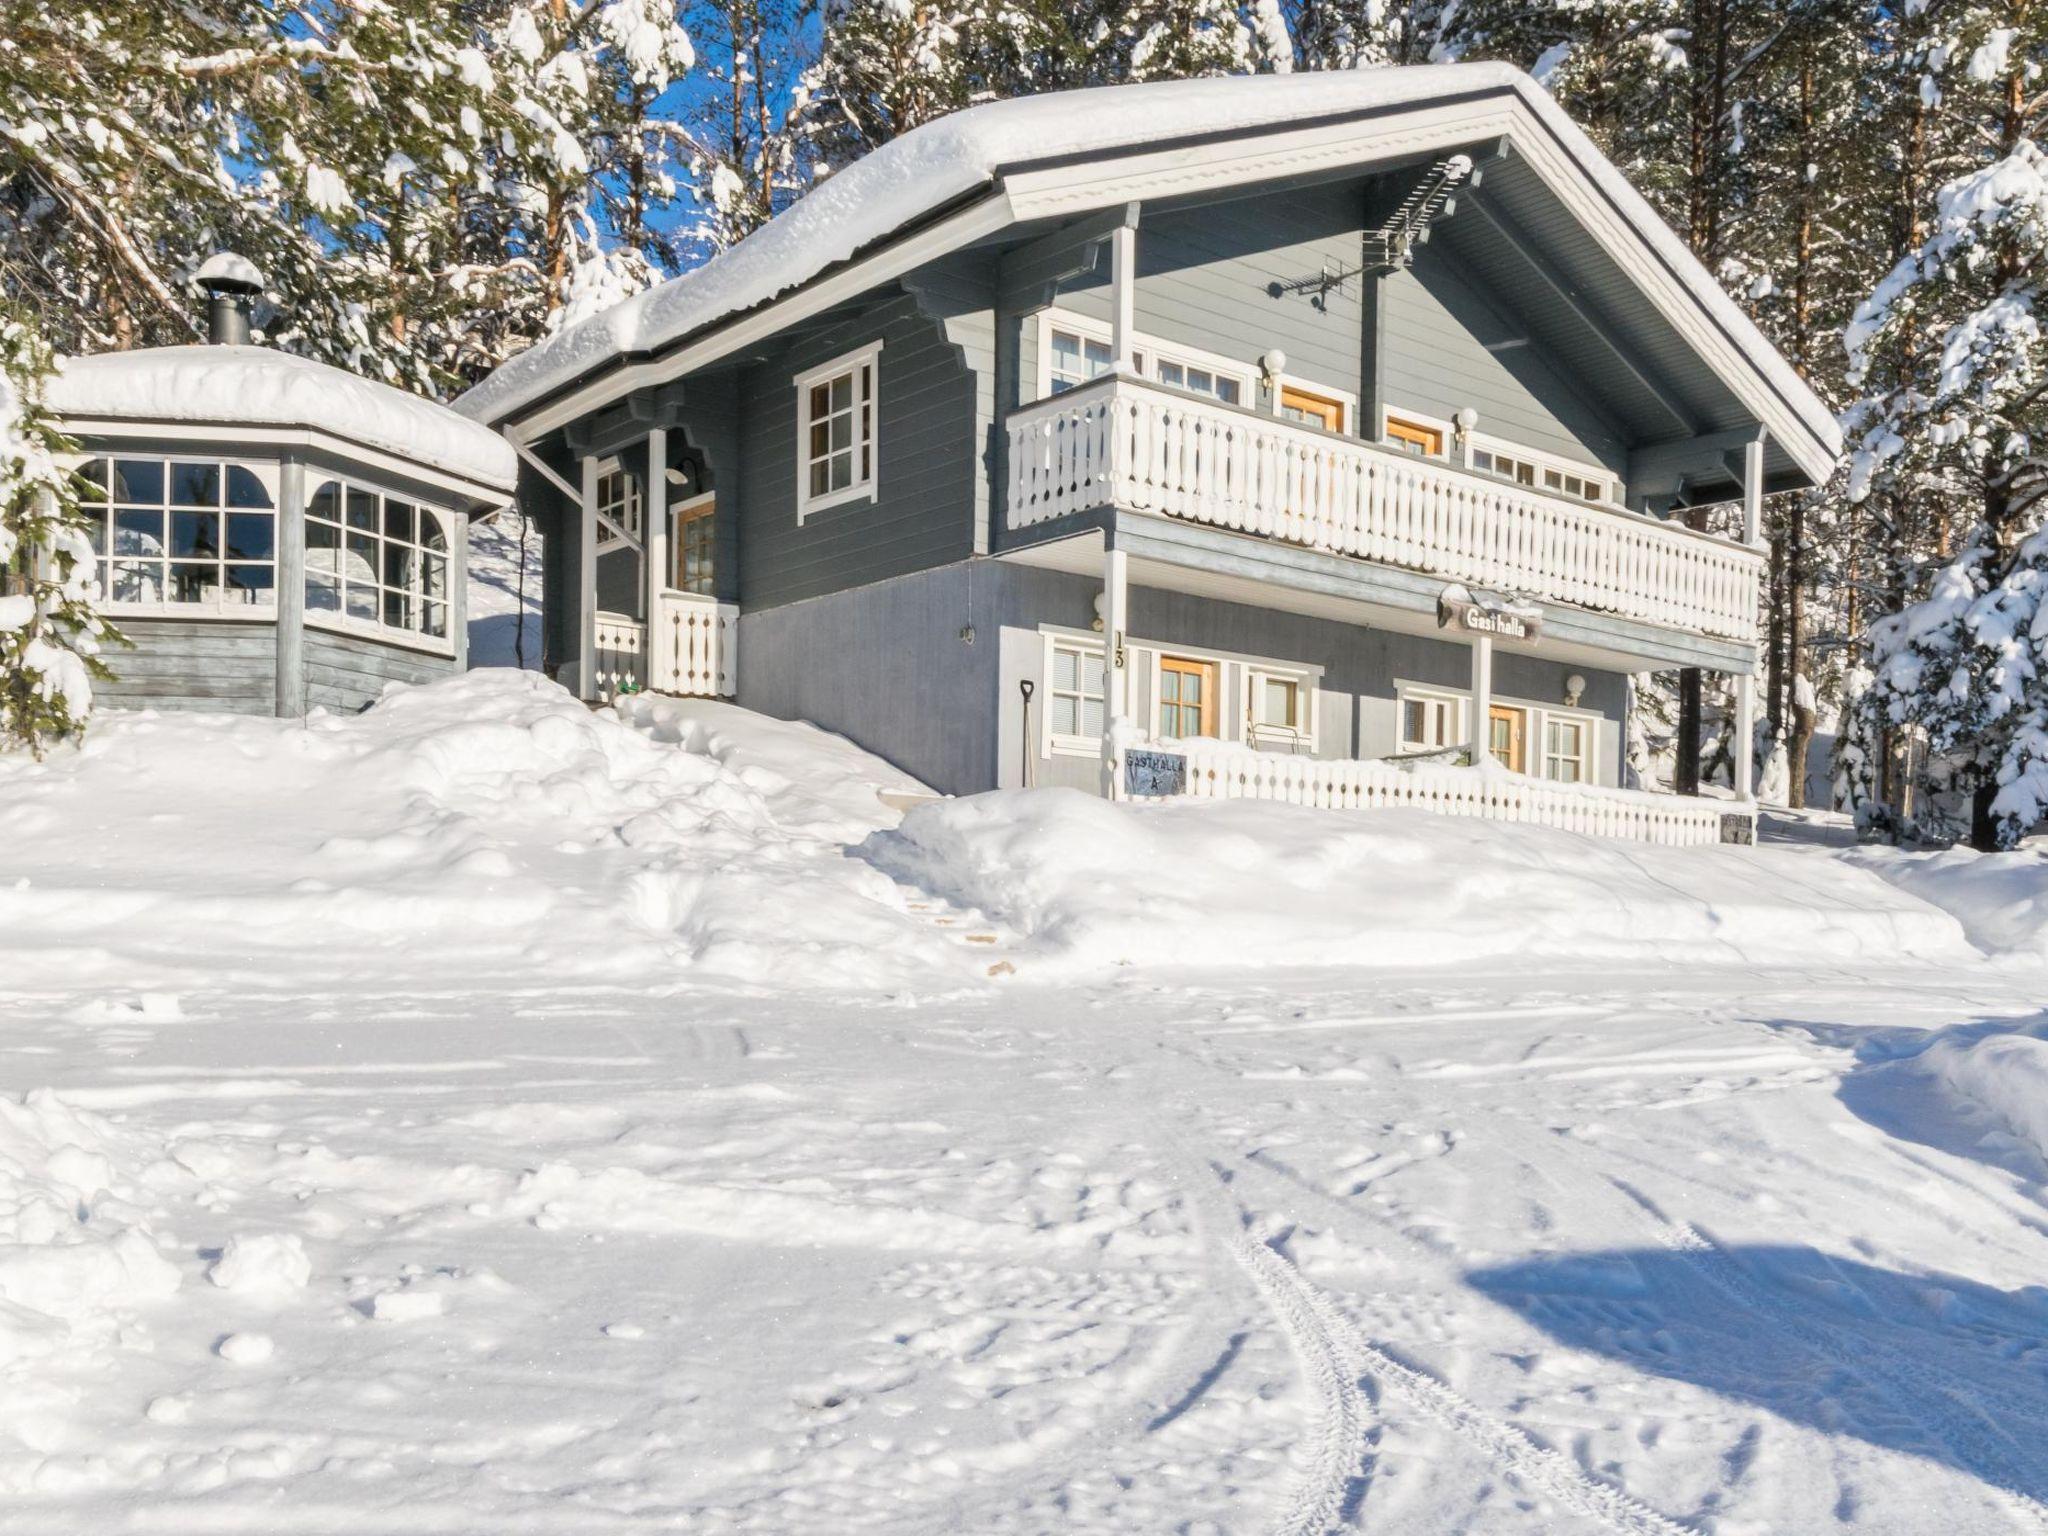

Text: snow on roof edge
xmin=51 ymin=346 xmax=517 ymax=495
xmin=458 ymin=64 xmax=1840 ymax=473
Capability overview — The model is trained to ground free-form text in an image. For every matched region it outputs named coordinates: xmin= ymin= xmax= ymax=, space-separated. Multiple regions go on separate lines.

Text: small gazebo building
xmin=45 ymin=258 xmax=515 ymax=717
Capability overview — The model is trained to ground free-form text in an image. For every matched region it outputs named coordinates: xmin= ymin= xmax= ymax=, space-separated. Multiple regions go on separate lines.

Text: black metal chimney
xmin=195 ymin=252 xmax=264 ymax=346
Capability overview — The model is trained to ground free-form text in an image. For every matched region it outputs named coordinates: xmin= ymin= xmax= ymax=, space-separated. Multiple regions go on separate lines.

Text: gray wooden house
xmin=45 ymin=257 xmax=516 ymax=717
xmin=458 ymin=65 xmax=1839 ymax=846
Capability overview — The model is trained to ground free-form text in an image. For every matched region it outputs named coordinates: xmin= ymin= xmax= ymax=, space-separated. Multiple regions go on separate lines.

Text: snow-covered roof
xmin=455 ymin=64 xmax=1841 ymax=480
xmin=50 ymin=346 xmax=516 ymax=494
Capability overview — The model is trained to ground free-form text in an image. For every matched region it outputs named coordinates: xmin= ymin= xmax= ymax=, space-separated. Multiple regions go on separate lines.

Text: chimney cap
xmin=195 ymin=251 xmax=265 ymax=296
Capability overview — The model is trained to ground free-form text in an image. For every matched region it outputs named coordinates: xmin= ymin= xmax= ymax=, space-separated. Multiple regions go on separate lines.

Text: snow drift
xmin=870 ymin=789 xmax=1981 ymax=974
xmin=1915 ymin=1027 xmax=2048 ymax=1168
xmin=0 ymin=672 xmax=971 ymax=994
xmin=1848 ymin=843 xmax=2048 ymax=963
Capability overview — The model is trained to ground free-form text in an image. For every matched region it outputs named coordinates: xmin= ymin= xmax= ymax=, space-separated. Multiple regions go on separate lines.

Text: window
xmin=1047 ymin=639 xmax=1105 ymax=747
xmin=1385 ymin=415 xmax=1445 ymax=456
xmin=1049 ymin=327 xmax=1116 ymax=394
xmin=673 ymin=494 xmax=715 ymax=595
xmin=1400 ymin=691 xmax=1462 ymax=752
xmin=1155 ymin=357 xmax=1242 ymax=406
xmin=1544 ymin=717 xmax=1587 ymax=783
xmin=1038 ymin=312 xmax=1251 ymax=408
xmin=595 ymin=464 xmax=642 ymax=549
xmin=1256 ymin=675 xmax=1301 ymax=731
xmin=1471 ymin=443 xmax=1619 ymax=506
xmin=306 ymin=478 xmax=452 ymax=644
xmin=1157 ymin=655 xmax=1217 ymax=739
xmin=796 ymin=341 xmax=881 ymax=519
xmin=1279 ymin=385 xmax=1346 ymax=432
xmin=77 ymin=456 xmax=276 ymax=610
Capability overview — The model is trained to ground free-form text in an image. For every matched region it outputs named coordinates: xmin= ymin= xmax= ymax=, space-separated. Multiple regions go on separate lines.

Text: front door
xmin=1488 ymin=704 xmax=1526 ymax=773
xmin=671 ymin=493 xmax=715 ymax=595
xmin=1158 ymin=656 xmax=1218 ymax=739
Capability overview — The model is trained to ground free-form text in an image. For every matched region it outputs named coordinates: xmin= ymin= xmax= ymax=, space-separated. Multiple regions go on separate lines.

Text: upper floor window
xmin=76 ymin=456 xmax=277 ymax=611
xmin=796 ymin=341 xmax=881 ymax=520
xmin=1384 ymin=414 xmax=1446 ymax=456
xmin=1472 ymin=443 xmax=1619 ymax=507
xmin=1039 ymin=310 xmax=1251 ymax=409
xmin=306 ymin=478 xmax=452 ymax=645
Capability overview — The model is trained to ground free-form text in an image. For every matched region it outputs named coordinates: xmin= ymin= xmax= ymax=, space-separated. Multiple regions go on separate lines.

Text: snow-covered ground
xmin=3 ymin=673 xmax=2047 ymax=1534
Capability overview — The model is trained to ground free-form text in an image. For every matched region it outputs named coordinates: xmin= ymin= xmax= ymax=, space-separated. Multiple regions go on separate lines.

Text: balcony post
xmin=1110 ymin=224 xmax=1136 ymax=373
xmin=1733 ymin=671 xmax=1756 ymax=802
xmin=1468 ymin=631 xmax=1494 ymax=768
xmin=1742 ymin=433 xmax=1766 ymax=546
xmin=645 ymin=428 xmax=668 ymax=690
xmin=578 ymin=454 xmax=599 ymax=701
xmin=1101 ymin=543 xmax=1129 ymax=799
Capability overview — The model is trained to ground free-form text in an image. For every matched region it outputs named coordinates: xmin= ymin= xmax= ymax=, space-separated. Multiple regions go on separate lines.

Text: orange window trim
xmin=1386 ymin=416 xmax=1444 ymax=455
xmin=1280 ymin=386 xmax=1344 ymax=432
xmin=1159 ymin=655 xmax=1217 ymax=737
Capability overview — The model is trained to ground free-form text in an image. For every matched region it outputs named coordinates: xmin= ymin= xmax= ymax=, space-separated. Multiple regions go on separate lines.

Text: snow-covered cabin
xmin=46 ymin=258 xmax=516 ymax=717
xmin=459 ymin=66 xmax=1841 ymax=846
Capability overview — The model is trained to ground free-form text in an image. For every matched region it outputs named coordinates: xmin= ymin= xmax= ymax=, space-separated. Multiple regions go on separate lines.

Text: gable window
xmin=1037 ymin=311 xmax=1252 ymax=408
xmin=796 ymin=341 xmax=881 ymax=520
xmin=77 ymin=456 xmax=277 ymax=611
xmin=1279 ymin=385 xmax=1347 ymax=433
xmin=1047 ymin=638 xmax=1106 ymax=748
xmin=1472 ymin=443 xmax=1619 ymax=507
xmin=1385 ymin=415 xmax=1445 ymax=456
xmin=306 ymin=477 xmax=453 ymax=645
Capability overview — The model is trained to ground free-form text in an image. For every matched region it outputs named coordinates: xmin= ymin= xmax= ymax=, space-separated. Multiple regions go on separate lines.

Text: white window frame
xmin=1037 ymin=626 xmax=1321 ymax=758
xmin=795 ymin=340 xmax=882 ymax=522
xmin=1041 ymin=631 xmax=1109 ymax=757
xmin=1244 ymin=664 xmax=1319 ymax=752
xmin=1035 ymin=308 xmax=1255 ymax=409
xmin=1467 ymin=431 xmax=1623 ymax=508
xmin=303 ymin=474 xmax=458 ymax=656
xmin=592 ymin=455 xmax=643 ymax=550
xmin=1394 ymin=678 xmax=1603 ymax=782
xmin=1380 ymin=404 xmax=1458 ymax=459
xmin=1272 ymin=376 xmax=1358 ymax=435
xmin=74 ymin=452 xmax=282 ymax=620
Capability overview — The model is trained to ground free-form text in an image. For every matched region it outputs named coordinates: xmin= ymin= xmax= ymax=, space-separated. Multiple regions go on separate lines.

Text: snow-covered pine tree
xmin=0 ymin=309 xmax=110 ymax=754
xmin=669 ymin=0 xmax=809 ymax=255
xmin=1286 ymin=0 xmax=1448 ymax=67
xmin=1845 ymin=5 xmax=2048 ymax=848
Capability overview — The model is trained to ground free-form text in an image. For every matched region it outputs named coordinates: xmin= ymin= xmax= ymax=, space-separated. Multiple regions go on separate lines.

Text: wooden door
xmin=1279 ymin=385 xmax=1345 ymax=433
xmin=1488 ymin=704 xmax=1526 ymax=773
xmin=671 ymin=493 xmax=715 ymax=595
xmin=1158 ymin=656 xmax=1218 ymax=739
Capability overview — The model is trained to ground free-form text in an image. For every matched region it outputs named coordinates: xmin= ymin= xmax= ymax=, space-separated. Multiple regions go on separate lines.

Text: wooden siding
xmin=1011 ymin=181 xmax=1366 ymax=414
xmin=735 ymin=287 xmax=979 ymax=611
xmin=304 ymin=627 xmax=457 ymax=715
xmin=97 ymin=618 xmax=277 ymax=716
xmin=1379 ymin=244 xmax=1627 ymax=474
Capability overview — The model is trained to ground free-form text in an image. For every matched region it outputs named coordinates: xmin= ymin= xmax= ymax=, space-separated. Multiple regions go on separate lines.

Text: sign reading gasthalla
xmin=1437 ymin=586 xmax=1543 ymax=643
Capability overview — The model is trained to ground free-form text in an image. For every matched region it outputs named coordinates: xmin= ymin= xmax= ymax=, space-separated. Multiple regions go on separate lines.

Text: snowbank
xmin=0 ymin=672 xmax=969 ymax=994
xmin=1848 ymin=842 xmax=2048 ymax=963
xmin=0 ymin=1092 xmax=178 ymax=1371
xmin=1916 ymin=1028 xmax=2048 ymax=1167
xmin=50 ymin=346 xmax=516 ymax=492
xmin=870 ymin=790 xmax=1979 ymax=974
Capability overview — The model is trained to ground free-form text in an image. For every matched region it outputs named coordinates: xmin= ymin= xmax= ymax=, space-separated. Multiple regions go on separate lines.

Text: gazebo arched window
xmin=78 ymin=456 xmax=277 ymax=610
xmin=305 ymin=478 xmax=452 ymax=644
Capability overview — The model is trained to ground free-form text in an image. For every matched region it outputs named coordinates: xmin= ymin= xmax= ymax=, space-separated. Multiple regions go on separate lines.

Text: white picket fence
xmin=1006 ymin=376 xmax=1765 ymax=644
xmin=592 ymin=591 xmax=738 ymax=702
xmin=1175 ymin=746 xmax=1745 ymax=848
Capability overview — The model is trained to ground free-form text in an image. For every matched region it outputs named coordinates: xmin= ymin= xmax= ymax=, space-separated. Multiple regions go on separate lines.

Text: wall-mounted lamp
xmin=1453 ymin=407 xmax=1479 ymax=439
xmin=1091 ymin=592 xmax=1106 ymax=633
xmin=1564 ymin=673 xmax=1587 ymax=707
xmin=1260 ymin=347 xmax=1287 ymax=383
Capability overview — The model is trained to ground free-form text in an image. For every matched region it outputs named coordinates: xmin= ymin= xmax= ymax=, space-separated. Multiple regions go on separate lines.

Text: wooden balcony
xmin=1005 ymin=375 xmax=1765 ymax=646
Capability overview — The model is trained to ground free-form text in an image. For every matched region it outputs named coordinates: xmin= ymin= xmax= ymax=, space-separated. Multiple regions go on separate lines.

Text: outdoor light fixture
xmin=1565 ymin=673 xmax=1587 ymax=707
xmin=1260 ymin=348 xmax=1287 ymax=382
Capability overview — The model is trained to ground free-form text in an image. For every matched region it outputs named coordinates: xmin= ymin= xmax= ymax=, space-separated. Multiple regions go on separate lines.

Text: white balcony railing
xmin=1175 ymin=746 xmax=1747 ymax=848
xmin=1006 ymin=376 xmax=1765 ymax=644
xmin=592 ymin=591 xmax=738 ymax=702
